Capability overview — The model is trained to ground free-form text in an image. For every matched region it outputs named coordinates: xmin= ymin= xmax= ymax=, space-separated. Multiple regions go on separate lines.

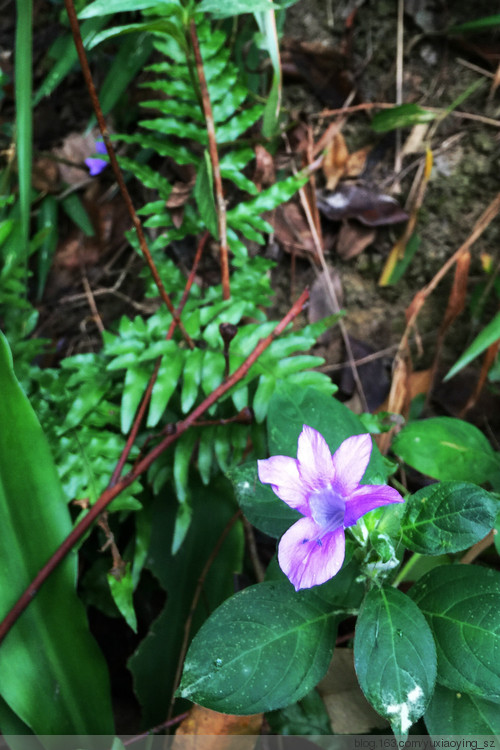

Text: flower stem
xmin=392 ymin=552 xmax=423 ymax=588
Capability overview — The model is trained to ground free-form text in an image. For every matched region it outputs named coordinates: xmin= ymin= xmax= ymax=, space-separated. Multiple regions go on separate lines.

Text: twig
xmin=122 ymin=712 xmax=190 ymax=744
xmin=168 ymin=510 xmax=243 ymax=719
xmin=378 ymin=191 xmax=500 ymax=454
xmin=63 ymin=0 xmax=194 ymax=348
xmin=460 ymin=530 xmax=495 ymax=564
xmin=317 ymin=101 xmax=500 ymax=129
xmin=0 ymin=289 xmax=309 ymax=645
xmin=189 ymin=20 xmax=230 ymax=300
xmin=109 ymin=233 xmax=208 ymax=487
xmin=294 ymin=133 xmax=368 ymax=412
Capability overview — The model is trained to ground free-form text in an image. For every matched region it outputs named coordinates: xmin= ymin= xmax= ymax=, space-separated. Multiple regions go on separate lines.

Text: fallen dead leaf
xmin=265 ymin=202 xmax=320 ymax=263
xmin=317 ymin=649 xmax=388 ymax=733
xmin=336 ymin=220 xmax=376 ymax=260
xmin=323 ymin=132 xmax=350 ymax=190
xmin=317 ymin=184 xmax=408 ymax=227
xmin=173 ymin=704 xmax=262 ymax=750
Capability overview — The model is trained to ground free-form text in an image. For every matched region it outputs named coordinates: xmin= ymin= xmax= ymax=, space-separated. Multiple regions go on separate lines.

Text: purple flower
xmin=257 ymin=425 xmax=404 ymax=591
xmin=85 ymin=141 xmax=108 ymax=176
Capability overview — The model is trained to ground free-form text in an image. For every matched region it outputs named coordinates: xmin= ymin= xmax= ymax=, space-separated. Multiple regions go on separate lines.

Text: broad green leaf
xmin=228 ymin=461 xmax=301 ymax=538
xmin=97 ymin=32 xmax=154 ymax=117
xmin=179 ymin=581 xmax=340 ymax=714
xmin=371 ymin=103 xmax=436 ymax=133
xmin=401 ymin=481 xmax=498 ymax=555
xmin=354 ymin=586 xmax=436 ymax=735
xmin=0 ymin=332 xmax=114 ymax=733
xmin=445 ymin=311 xmax=500 ymax=381
xmin=88 ymin=21 xmax=186 ymax=51
xmin=128 ymin=476 xmax=243 ymax=727
xmin=425 ymin=683 xmax=500 ymax=734
xmin=199 ymin=0 xmax=279 ymax=16
xmin=410 ymin=565 xmax=500 ymax=702
xmin=267 ymin=383 xmax=389 ymax=484
xmin=107 ymin=563 xmax=137 ymax=632
xmin=392 ymin=417 xmax=500 ymax=486
xmin=79 ymin=0 xmax=180 ymax=18
xmin=33 ymin=18 xmax=107 ymax=106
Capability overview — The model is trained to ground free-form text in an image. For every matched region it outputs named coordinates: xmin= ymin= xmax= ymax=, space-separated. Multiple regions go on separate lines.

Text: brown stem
xmin=109 ymin=233 xmax=209 ymax=487
xmin=0 ymin=289 xmax=309 ymax=645
xmin=168 ymin=509 xmax=242 ymax=719
xmin=63 ymin=0 xmax=194 ymax=348
xmin=189 ymin=20 xmax=230 ymax=300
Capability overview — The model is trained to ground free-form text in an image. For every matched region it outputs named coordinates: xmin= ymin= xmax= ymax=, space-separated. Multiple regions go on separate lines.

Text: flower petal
xmin=331 ymin=433 xmax=372 ymax=496
xmin=95 ymin=141 xmax=107 ymax=155
xmin=85 ymin=157 xmax=107 ymax=176
xmin=344 ymin=484 xmax=404 ymax=527
xmin=297 ymin=425 xmax=334 ymax=492
xmin=257 ymin=456 xmax=309 ymax=513
xmin=278 ymin=517 xmax=346 ymax=591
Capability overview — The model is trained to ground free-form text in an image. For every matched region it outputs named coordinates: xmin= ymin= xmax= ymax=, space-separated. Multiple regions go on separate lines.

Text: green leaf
xmin=179 ymin=580 xmax=340 ymax=714
xmin=228 ymin=461 xmax=301 ymax=538
xmin=425 ymin=683 xmax=500 ymax=734
xmin=371 ymin=103 xmax=436 ymax=133
xmin=266 ymin=688 xmax=332 ymax=735
xmin=194 ymin=150 xmax=218 ymax=239
xmin=410 ymin=565 xmax=500 ymax=702
xmin=147 ymin=350 xmax=184 ymax=427
xmin=354 ymin=586 xmax=437 ymax=735
xmin=61 ymin=193 xmax=95 ymax=237
xmin=445 ymin=311 xmax=500 ymax=381
xmin=401 ymin=481 xmax=498 ymax=555
xmin=88 ymin=20 xmax=186 ymax=51
xmin=181 ymin=347 xmax=204 ymax=413
xmin=36 ymin=196 xmax=58 ymax=300
xmin=33 ymin=18 xmax=107 ymax=105
xmin=448 ymin=15 xmax=500 ymax=34
xmin=97 ymin=32 xmax=154 ymax=117
xmin=79 ymin=0 xmax=180 ymax=18
xmin=392 ymin=417 xmax=500 ymax=486
xmin=121 ymin=366 xmax=150 ymax=433
xmin=128 ymin=476 xmax=244 ymax=728
xmin=198 ymin=0 xmax=280 ymax=17
xmin=0 ymin=332 xmax=114 ymax=733
xmin=267 ymin=383 xmax=389 ymax=484
xmin=107 ymin=563 xmax=137 ymax=632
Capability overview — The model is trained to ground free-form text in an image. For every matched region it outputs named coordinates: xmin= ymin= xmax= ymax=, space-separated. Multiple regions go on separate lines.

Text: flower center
xmin=309 ymin=486 xmax=345 ymax=533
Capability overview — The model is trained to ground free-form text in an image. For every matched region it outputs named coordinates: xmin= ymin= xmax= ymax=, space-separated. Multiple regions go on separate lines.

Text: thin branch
xmin=168 ymin=509 xmax=243 ymax=719
xmin=0 ymin=289 xmax=309 ymax=645
xmin=109 ymin=233 xmax=209 ymax=487
xmin=63 ymin=0 xmax=194 ymax=348
xmin=189 ymin=20 xmax=230 ymax=300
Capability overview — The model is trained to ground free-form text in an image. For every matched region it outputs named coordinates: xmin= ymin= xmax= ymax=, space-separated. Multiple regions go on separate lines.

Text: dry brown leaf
xmin=346 ymin=145 xmax=370 ymax=176
xmin=265 ymin=202 xmax=320 ymax=263
xmin=32 ymin=157 xmax=60 ymax=193
xmin=323 ymin=132 xmax=350 ymax=190
xmin=253 ymin=145 xmax=275 ymax=190
xmin=336 ymin=220 xmax=376 ymax=260
xmin=54 ymin=131 xmax=102 ymax=185
xmin=173 ymin=704 xmax=262 ymax=750
xmin=317 ymin=649 xmax=388 ymax=733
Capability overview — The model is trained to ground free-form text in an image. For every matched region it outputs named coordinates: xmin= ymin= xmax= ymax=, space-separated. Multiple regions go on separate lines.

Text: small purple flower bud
xmin=85 ymin=141 xmax=108 ymax=176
